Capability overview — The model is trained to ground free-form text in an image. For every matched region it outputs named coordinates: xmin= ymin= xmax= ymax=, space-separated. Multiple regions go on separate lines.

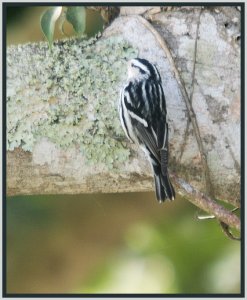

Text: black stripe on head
xmin=134 ymin=58 xmax=162 ymax=82
xmin=131 ymin=58 xmax=150 ymax=75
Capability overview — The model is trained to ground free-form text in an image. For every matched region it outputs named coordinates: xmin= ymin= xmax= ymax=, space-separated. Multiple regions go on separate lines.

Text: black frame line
xmin=2 ymin=2 xmax=245 ymax=298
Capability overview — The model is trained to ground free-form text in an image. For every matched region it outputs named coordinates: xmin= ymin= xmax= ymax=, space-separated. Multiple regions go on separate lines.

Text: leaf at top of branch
xmin=66 ymin=7 xmax=86 ymax=36
xmin=40 ymin=6 xmax=63 ymax=49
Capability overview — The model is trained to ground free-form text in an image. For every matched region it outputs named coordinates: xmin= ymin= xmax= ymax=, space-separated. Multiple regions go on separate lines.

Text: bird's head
xmin=127 ymin=58 xmax=161 ymax=83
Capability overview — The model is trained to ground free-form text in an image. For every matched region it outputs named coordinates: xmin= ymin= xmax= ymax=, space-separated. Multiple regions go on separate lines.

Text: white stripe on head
xmin=130 ymin=59 xmax=150 ymax=75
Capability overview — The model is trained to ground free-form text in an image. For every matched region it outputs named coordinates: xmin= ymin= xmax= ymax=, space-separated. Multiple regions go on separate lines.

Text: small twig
xmin=179 ymin=8 xmax=202 ymax=161
xmin=220 ymin=221 xmax=241 ymax=241
xmin=170 ymin=173 xmax=240 ymax=231
xmin=178 ymin=118 xmax=191 ymax=162
xmin=196 ymin=212 xmax=215 ymax=220
xmin=196 ymin=207 xmax=240 ymax=240
xmin=190 ymin=8 xmax=202 ymax=102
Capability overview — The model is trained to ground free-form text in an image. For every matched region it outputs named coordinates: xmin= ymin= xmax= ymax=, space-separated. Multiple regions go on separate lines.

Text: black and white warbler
xmin=119 ymin=58 xmax=175 ymax=202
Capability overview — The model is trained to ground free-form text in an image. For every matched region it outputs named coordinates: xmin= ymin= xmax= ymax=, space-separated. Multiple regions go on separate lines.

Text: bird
xmin=118 ymin=58 xmax=175 ymax=202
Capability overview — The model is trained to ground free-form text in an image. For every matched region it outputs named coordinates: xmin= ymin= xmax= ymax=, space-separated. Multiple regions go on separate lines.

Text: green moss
xmin=7 ymin=36 xmax=138 ymax=169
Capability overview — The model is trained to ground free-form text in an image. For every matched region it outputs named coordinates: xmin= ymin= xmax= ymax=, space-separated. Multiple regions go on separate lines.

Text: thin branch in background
xmin=179 ymin=8 xmax=202 ymax=162
xmin=171 ymin=173 xmax=240 ymax=232
xmin=196 ymin=208 xmax=240 ymax=240
xmin=190 ymin=8 xmax=202 ymax=103
xmin=220 ymin=220 xmax=241 ymax=241
xmin=136 ymin=12 xmax=214 ymax=198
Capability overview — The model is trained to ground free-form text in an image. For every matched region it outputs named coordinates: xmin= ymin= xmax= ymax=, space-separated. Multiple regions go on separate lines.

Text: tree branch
xmin=171 ymin=173 xmax=240 ymax=231
xmin=7 ymin=8 xmax=241 ymax=232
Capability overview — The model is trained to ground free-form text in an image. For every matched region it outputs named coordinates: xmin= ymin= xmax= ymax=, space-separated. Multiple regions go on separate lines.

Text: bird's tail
xmin=154 ymin=172 xmax=175 ymax=202
xmin=154 ymin=174 xmax=166 ymax=202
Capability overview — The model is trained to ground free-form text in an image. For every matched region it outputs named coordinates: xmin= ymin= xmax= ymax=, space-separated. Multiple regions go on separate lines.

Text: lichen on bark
xmin=7 ymin=36 xmax=138 ymax=169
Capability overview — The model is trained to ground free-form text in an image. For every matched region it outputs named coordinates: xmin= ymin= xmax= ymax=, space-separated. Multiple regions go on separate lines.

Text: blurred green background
xmin=6 ymin=6 xmax=241 ymax=294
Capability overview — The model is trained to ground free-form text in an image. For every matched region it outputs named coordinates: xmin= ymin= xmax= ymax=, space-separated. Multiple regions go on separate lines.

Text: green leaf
xmin=66 ymin=7 xmax=86 ymax=35
xmin=40 ymin=7 xmax=63 ymax=48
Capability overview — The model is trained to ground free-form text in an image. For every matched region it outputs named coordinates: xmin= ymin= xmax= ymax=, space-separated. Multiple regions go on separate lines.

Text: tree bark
xmin=7 ymin=6 xmax=241 ymax=230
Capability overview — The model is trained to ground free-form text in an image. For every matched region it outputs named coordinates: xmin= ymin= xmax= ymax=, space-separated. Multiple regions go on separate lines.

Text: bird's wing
xmin=159 ymin=122 xmax=169 ymax=176
xmin=135 ymin=122 xmax=160 ymax=163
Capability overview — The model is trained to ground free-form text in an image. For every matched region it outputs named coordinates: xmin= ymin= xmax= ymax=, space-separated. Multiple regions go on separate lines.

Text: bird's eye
xmin=139 ymin=69 xmax=145 ymax=74
xmin=131 ymin=63 xmax=145 ymax=74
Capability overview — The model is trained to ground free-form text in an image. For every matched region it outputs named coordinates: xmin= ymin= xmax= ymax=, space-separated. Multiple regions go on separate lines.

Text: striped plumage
xmin=119 ymin=58 xmax=175 ymax=202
